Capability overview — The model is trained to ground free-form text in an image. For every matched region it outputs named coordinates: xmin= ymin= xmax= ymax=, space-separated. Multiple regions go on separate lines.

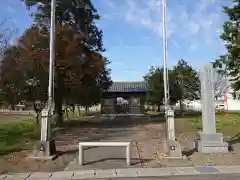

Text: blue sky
xmin=0 ymin=0 xmax=233 ymax=81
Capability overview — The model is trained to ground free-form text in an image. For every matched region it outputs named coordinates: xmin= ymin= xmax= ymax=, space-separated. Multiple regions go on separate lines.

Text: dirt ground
xmin=175 ymin=119 xmax=240 ymax=167
xmin=0 ymin=134 xmax=78 ymax=174
xmin=129 ymin=119 xmax=240 ymax=168
xmin=1 ymin=115 xmax=240 ymax=174
xmin=0 ymin=116 xmax=165 ymax=173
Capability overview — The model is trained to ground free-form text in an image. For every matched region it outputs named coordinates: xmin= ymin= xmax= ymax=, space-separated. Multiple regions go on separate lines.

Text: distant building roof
xmin=107 ymin=81 xmax=149 ymax=93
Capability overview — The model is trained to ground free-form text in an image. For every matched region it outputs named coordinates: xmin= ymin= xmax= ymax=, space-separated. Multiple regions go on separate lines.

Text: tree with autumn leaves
xmin=0 ymin=0 xmax=112 ymax=124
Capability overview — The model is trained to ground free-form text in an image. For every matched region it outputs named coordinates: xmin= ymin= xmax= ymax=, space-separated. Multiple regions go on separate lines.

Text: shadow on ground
xmin=56 ymin=115 xmax=165 ymax=142
xmin=63 ymin=115 xmax=165 ymax=129
xmin=182 ymin=148 xmax=196 ymax=157
xmin=225 ymin=133 xmax=240 ymax=151
xmin=54 ymin=115 xmax=165 ymax=159
xmin=83 ymin=157 xmax=152 ymax=166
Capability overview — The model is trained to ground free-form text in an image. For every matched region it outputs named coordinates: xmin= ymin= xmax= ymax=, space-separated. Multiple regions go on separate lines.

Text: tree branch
xmin=0 ymin=16 xmax=18 ymax=56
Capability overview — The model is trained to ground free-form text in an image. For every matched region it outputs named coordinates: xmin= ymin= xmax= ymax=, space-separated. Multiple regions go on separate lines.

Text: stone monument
xmin=196 ymin=64 xmax=228 ymax=153
xmin=28 ymin=109 xmax=56 ymax=160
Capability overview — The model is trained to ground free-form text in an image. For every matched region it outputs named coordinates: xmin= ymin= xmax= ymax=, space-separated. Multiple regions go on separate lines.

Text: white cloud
xmin=99 ymin=0 xmax=228 ymax=42
xmin=103 ymin=0 xmax=117 ymax=9
xmin=172 ymin=40 xmax=179 ymax=49
xmin=95 ymin=0 xmax=232 ymax=57
xmin=190 ymin=44 xmax=197 ymax=51
xmin=6 ymin=5 xmax=16 ymax=14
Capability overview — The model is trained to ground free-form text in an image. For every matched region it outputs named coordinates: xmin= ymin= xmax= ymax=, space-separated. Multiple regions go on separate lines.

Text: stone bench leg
xmin=79 ymin=145 xmax=84 ymax=165
xmin=126 ymin=144 xmax=131 ymax=166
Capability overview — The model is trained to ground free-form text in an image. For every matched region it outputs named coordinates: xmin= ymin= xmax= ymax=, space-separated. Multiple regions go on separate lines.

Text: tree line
xmin=144 ymin=0 xmax=240 ymax=113
xmin=0 ymin=0 xmax=238 ymax=122
xmin=0 ymin=0 xmax=112 ymax=125
xmin=143 ymin=59 xmax=200 ymax=114
xmin=213 ymin=0 xmax=240 ymax=92
xmin=144 ymin=59 xmax=230 ymax=114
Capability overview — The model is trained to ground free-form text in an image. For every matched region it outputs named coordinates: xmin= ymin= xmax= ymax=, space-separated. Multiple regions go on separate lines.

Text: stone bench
xmin=78 ymin=141 xmax=131 ymax=166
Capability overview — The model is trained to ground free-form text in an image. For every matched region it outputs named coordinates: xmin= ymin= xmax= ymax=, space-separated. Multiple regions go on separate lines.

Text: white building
xmin=175 ymin=86 xmax=240 ymax=112
xmin=223 ymin=87 xmax=240 ymax=111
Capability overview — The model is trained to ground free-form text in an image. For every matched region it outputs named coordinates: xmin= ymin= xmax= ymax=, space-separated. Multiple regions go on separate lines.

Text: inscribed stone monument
xmin=196 ymin=64 xmax=228 ymax=153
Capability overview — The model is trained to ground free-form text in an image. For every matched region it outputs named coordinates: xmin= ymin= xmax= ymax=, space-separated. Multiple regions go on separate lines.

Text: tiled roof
xmin=107 ymin=81 xmax=149 ymax=92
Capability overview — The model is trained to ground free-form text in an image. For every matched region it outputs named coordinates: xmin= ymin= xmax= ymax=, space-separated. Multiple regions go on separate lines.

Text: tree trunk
xmin=85 ymin=106 xmax=88 ymax=115
xmin=78 ymin=106 xmax=81 ymax=116
xmin=33 ymin=101 xmax=45 ymax=124
xmin=157 ymin=104 xmax=160 ymax=112
xmin=71 ymin=104 xmax=75 ymax=115
xmin=11 ymin=104 xmax=15 ymax=110
xmin=54 ymin=70 xmax=64 ymax=126
xmin=179 ymin=100 xmax=184 ymax=116
xmin=54 ymin=97 xmax=63 ymax=125
xmin=65 ymin=107 xmax=70 ymax=120
xmin=35 ymin=112 xmax=41 ymax=124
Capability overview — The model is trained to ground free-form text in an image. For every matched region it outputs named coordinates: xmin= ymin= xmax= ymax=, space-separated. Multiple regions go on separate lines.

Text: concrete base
xmin=28 ymin=140 xmax=57 ymax=160
xmin=162 ymin=140 xmax=182 ymax=158
xmin=196 ymin=132 xmax=229 ymax=153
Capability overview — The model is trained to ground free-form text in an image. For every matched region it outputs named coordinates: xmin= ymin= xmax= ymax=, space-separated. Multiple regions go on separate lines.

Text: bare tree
xmin=213 ymin=70 xmax=230 ymax=100
xmin=0 ymin=17 xmax=18 ymax=56
xmin=196 ymin=70 xmax=230 ymax=102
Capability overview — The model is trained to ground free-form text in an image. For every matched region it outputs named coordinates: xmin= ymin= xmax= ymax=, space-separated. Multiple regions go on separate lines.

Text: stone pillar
xmin=196 ymin=64 xmax=228 ymax=153
xmin=28 ymin=109 xmax=56 ymax=160
xmin=163 ymin=108 xmax=182 ymax=158
xmin=166 ymin=109 xmax=175 ymax=141
xmin=41 ymin=110 xmax=50 ymax=141
xmin=200 ymin=65 xmax=216 ymax=134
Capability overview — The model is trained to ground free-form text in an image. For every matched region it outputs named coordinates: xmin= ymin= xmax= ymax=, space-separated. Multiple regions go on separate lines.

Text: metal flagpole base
xmin=28 ymin=140 xmax=57 ymax=160
xmin=162 ymin=140 xmax=183 ymax=159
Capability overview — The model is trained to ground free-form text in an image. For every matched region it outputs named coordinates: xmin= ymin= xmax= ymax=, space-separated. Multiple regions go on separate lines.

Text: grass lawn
xmin=0 ymin=110 xmax=100 ymax=156
xmin=64 ymin=111 xmax=100 ymax=121
xmin=0 ymin=111 xmax=238 ymax=157
xmin=0 ymin=120 xmax=40 ymax=156
xmin=178 ymin=112 xmax=240 ymax=136
xmin=0 ymin=114 xmax=34 ymax=124
xmin=146 ymin=111 xmax=163 ymax=115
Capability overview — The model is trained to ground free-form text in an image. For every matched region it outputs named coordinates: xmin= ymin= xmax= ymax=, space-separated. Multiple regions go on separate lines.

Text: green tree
xmin=144 ymin=66 xmax=182 ymax=111
xmin=213 ymin=0 xmax=240 ymax=91
xmin=173 ymin=59 xmax=200 ymax=114
xmin=144 ymin=66 xmax=164 ymax=111
xmin=21 ymin=0 xmax=104 ymax=51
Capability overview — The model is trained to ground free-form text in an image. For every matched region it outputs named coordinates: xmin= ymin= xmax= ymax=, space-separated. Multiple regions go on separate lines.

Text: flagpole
xmin=162 ymin=0 xmax=169 ymax=113
xmin=30 ymin=0 xmax=57 ymax=159
xmin=44 ymin=0 xmax=56 ymax=142
xmin=47 ymin=0 xmax=56 ymax=117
